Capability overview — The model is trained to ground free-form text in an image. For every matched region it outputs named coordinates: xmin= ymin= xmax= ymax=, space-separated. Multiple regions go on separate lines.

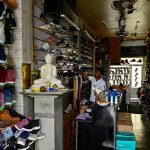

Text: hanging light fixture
xmin=119 ymin=14 xmax=125 ymax=28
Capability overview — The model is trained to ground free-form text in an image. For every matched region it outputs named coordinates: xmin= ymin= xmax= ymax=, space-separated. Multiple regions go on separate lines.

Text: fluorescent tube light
xmin=84 ymin=31 xmax=96 ymax=42
xmin=60 ymin=14 xmax=80 ymax=31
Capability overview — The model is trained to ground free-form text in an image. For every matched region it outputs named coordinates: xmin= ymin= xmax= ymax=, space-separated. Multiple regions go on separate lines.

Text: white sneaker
xmin=39 ymin=24 xmax=51 ymax=32
xmin=40 ymin=42 xmax=50 ymax=51
xmin=102 ymin=140 xmax=114 ymax=148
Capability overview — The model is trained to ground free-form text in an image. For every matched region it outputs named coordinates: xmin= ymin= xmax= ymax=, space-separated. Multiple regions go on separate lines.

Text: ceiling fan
xmin=111 ymin=0 xmax=137 ymax=11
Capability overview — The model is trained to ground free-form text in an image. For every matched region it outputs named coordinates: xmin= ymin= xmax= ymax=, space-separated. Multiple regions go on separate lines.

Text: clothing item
xmin=89 ymin=76 xmax=106 ymax=102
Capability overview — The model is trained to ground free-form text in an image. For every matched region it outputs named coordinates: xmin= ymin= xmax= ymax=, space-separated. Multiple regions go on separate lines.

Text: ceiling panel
xmin=76 ymin=0 xmax=150 ymax=40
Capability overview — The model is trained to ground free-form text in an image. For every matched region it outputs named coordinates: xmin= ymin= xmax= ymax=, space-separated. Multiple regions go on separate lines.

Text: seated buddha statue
xmin=32 ymin=54 xmax=63 ymax=90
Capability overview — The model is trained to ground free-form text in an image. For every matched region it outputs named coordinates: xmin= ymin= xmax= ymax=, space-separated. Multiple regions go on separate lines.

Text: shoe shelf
xmin=33 ymin=6 xmax=80 ymax=78
xmin=79 ymin=32 xmax=95 ymax=75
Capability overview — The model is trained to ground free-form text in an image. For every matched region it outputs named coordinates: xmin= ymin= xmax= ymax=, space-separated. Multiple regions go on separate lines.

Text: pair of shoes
xmin=0 ymin=109 xmax=20 ymax=123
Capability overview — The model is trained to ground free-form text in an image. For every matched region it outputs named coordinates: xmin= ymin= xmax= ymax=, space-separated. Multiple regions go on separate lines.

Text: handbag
xmin=4 ymin=0 xmax=17 ymax=9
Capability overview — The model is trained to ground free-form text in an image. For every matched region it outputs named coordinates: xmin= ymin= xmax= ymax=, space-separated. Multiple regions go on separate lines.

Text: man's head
xmin=94 ymin=67 xmax=105 ymax=79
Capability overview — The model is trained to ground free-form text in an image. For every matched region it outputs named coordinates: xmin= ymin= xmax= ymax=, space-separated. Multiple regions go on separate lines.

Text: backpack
xmin=6 ymin=66 xmax=16 ymax=83
xmin=0 ymin=66 xmax=6 ymax=84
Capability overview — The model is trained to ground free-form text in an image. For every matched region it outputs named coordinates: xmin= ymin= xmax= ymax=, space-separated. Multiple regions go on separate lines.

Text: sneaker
xmin=4 ymin=8 xmax=17 ymax=30
xmin=28 ymin=129 xmax=46 ymax=141
xmin=0 ymin=45 xmax=7 ymax=63
xmin=7 ymin=108 xmax=26 ymax=120
xmin=21 ymin=119 xmax=40 ymax=132
xmin=16 ymin=131 xmax=30 ymax=146
xmin=0 ymin=21 xmax=5 ymax=44
xmin=0 ymin=109 xmax=20 ymax=123
xmin=102 ymin=140 xmax=114 ymax=148
xmin=3 ymin=85 xmax=13 ymax=105
xmin=4 ymin=136 xmax=17 ymax=150
xmin=39 ymin=24 xmax=51 ymax=32
xmin=14 ymin=118 xmax=30 ymax=130
xmin=16 ymin=143 xmax=30 ymax=150
xmin=6 ymin=66 xmax=16 ymax=83
xmin=40 ymin=42 xmax=50 ymax=51
xmin=0 ymin=127 xmax=14 ymax=141
xmin=0 ymin=90 xmax=4 ymax=107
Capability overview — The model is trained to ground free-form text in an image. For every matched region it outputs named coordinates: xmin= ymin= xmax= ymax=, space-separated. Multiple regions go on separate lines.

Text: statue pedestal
xmin=21 ymin=90 xmax=73 ymax=150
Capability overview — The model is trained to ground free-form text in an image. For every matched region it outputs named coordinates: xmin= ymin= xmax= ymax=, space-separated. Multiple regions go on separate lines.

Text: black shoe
xmin=0 ymin=44 xmax=6 ymax=63
xmin=4 ymin=28 xmax=14 ymax=46
xmin=16 ymin=143 xmax=30 ymax=150
xmin=6 ymin=108 xmax=26 ymax=120
xmin=5 ymin=136 xmax=17 ymax=150
xmin=0 ymin=1 xmax=5 ymax=19
xmin=21 ymin=119 xmax=40 ymax=132
xmin=4 ymin=8 xmax=17 ymax=29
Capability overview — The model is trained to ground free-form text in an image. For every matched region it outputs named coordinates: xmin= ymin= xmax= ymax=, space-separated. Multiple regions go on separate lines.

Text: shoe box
xmin=117 ymin=112 xmax=133 ymax=133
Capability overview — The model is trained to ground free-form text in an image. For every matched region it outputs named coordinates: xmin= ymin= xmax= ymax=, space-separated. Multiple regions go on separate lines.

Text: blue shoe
xmin=0 ymin=127 xmax=13 ymax=141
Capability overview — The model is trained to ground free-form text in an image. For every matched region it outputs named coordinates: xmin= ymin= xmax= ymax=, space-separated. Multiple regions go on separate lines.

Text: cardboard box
xmin=117 ymin=112 xmax=132 ymax=120
xmin=117 ymin=119 xmax=133 ymax=132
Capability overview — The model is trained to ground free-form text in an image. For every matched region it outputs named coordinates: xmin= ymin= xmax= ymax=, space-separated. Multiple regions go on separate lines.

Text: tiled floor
xmin=75 ymin=100 xmax=150 ymax=150
xmin=132 ymin=114 xmax=150 ymax=150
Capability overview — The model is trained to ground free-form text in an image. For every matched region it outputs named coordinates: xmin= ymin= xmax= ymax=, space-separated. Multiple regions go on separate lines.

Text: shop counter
xmin=76 ymin=103 xmax=118 ymax=150
xmin=21 ymin=89 xmax=73 ymax=150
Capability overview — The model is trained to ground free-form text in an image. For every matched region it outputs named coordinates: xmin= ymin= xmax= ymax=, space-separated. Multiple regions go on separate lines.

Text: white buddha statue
xmin=32 ymin=54 xmax=63 ymax=90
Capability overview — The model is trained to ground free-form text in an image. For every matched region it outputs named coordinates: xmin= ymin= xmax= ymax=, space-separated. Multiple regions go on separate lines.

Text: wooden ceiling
xmin=76 ymin=0 xmax=150 ymax=40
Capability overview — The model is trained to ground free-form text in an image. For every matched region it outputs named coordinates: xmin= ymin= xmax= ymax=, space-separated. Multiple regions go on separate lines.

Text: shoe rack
xmin=33 ymin=6 xmax=80 ymax=77
xmin=79 ymin=32 xmax=95 ymax=75
xmin=109 ymin=65 xmax=130 ymax=86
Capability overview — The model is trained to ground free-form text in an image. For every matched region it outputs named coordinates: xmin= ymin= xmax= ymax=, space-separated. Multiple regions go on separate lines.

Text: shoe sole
xmin=14 ymin=124 xmax=40 ymax=132
xmin=18 ymin=145 xmax=30 ymax=150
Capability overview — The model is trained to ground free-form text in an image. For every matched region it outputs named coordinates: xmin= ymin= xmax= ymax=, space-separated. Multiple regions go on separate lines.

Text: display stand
xmin=21 ymin=90 xmax=73 ymax=150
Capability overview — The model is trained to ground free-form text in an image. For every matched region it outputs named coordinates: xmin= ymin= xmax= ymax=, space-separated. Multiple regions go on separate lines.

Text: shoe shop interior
xmin=1 ymin=0 xmax=150 ymax=150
